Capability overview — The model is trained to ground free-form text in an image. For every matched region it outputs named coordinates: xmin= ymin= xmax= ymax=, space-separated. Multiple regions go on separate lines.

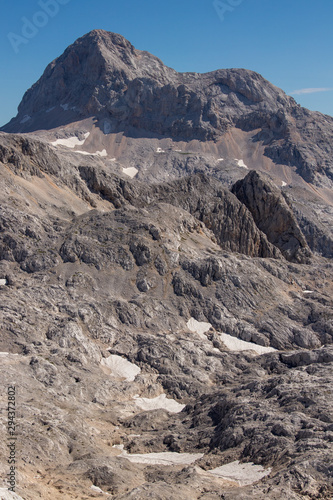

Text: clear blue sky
xmin=1 ymin=0 xmax=332 ymax=126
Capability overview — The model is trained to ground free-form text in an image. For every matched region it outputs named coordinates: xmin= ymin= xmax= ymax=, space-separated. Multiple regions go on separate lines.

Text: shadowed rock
xmin=232 ymin=170 xmax=311 ymax=262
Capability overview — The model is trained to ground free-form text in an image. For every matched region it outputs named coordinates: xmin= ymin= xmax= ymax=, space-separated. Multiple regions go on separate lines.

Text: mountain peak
xmin=2 ymin=30 xmax=333 ymax=189
xmin=74 ymin=29 xmax=137 ymax=60
xmin=2 ymin=29 xmax=290 ymax=137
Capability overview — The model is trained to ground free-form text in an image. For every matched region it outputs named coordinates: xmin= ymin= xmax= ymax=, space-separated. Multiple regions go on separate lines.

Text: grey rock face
xmin=1 ymin=163 xmax=333 ymax=499
xmin=2 ymin=30 xmax=333 ymax=187
xmin=232 ymin=170 xmax=311 ymax=262
xmin=0 ymin=133 xmax=63 ymax=178
xmin=76 ymin=168 xmax=282 ymax=259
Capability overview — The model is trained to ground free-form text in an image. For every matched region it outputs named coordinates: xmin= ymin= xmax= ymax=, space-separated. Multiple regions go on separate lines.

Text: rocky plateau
xmin=0 ymin=30 xmax=332 ymax=500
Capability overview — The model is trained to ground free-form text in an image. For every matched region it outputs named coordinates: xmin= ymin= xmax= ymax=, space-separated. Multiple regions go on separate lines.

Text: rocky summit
xmin=0 ymin=30 xmax=332 ymax=500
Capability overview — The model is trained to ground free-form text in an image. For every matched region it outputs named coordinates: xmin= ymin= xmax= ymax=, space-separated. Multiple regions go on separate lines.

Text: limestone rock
xmin=232 ymin=170 xmax=311 ymax=263
xmin=3 ymin=30 xmax=333 ymax=188
xmin=0 ymin=30 xmax=333 ymax=500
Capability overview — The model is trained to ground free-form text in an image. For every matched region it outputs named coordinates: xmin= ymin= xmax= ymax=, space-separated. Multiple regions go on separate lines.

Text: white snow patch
xmin=208 ymin=461 xmax=271 ymax=486
xmin=217 ymin=158 xmax=224 ymax=161
xmin=46 ymin=107 xmax=55 ymax=113
xmin=74 ymin=149 xmax=107 ymax=157
xmin=73 ymin=149 xmax=107 ymax=157
xmin=186 ymin=318 xmax=275 ymax=355
xmin=0 ymin=352 xmax=18 ymax=356
xmin=303 ymin=290 xmax=314 ymax=294
xmin=218 ymin=332 xmax=276 ymax=355
xmin=174 ymin=149 xmax=182 ymax=152
xmin=113 ymin=444 xmax=124 ymax=451
xmin=101 ymin=355 xmax=141 ymax=382
xmin=51 ymin=132 xmax=90 ymax=148
xmin=20 ymin=115 xmax=31 ymax=124
xmin=60 ymin=103 xmax=69 ymax=111
xmin=123 ymin=167 xmax=138 ymax=178
xmin=90 ymin=485 xmax=104 ymax=493
xmin=97 ymin=149 xmax=107 ymax=157
xmin=0 ymin=278 xmax=7 ymax=286
xmin=0 ymin=488 xmax=25 ymax=500
xmin=133 ymin=393 xmax=185 ymax=413
xmin=156 ymin=147 xmax=165 ymax=153
xmin=281 ymin=181 xmax=287 ymax=187
xmin=118 ymin=450 xmax=204 ymax=465
xmin=236 ymin=159 xmax=248 ymax=169
xmin=187 ymin=318 xmax=212 ymax=339
xmin=109 ymin=158 xmax=117 ymax=162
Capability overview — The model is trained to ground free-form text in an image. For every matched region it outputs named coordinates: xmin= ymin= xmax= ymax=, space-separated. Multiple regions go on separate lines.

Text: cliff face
xmin=3 ymin=29 xmax=333 ymax=187
xmin=232 ymin=170 xmax=311 ymax=263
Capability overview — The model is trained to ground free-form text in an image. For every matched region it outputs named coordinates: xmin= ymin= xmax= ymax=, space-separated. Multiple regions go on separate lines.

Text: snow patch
xmin=303 ymin=290 xmax=314 ymax=294
xmin=118 ymin=450 xmax=204 ymax=465
xmin=208 ymin=461 xmax=271 ymax=486
xmin=235 ymin=159 xmax=248 ymax=169
xmin=73 ymin=149 xmax=107 ymax=157
xmin=217 ymin=158 xmax=224 ymax=161
xmin=187 ymin=318 xmax=211 ymax=339
xmin=156 ymin=147 xmax=165 ymax=153
xmin=0 ymin=278 xmax=7 ymax=286
xmin=0 ymin=488 xmax=25 ymax=500
xmin=133 ymin=393 xmax=185 ymax=413
xmin=20 ymin=115 xmax=31 ymax=124
xmin=51 ymin=133 xmax=90 ymax=148
xmin=187 ymin=318 xmax=275 ymax=355
xmin=174 ymin=149 xmax=182 ymax=152
xmin=90 ymin=485 xmax=105 ymax=493
xmin=123 ymin=167 xmax=138 ymax=178
xmin=101 ymin=355 xmax=141 ymax=382
xmin=60 ymin=103 xmax=69 ymax=111
xmin=218 ymin=332 xmax=276 ymax=355
xmin=113 ymin=444 xmax=124 ymax=451
xmin=46 ymin=107 xmax=55 ymax=113
xmin=281 ymin=181 xmax=287 ymax=187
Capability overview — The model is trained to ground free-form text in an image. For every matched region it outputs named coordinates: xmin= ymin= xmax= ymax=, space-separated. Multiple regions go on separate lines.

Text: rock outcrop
xmin=232 ymin=170 xmax=311 ymax=262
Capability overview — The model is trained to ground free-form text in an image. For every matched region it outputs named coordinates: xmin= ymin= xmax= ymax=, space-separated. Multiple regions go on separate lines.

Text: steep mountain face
xmin=0 ymin=31 xmax=333 ymax=500
xmin=3 ymin=29 xmax=333 ymax=188
xmin=232 ymin=170 xmax=311 ymax=263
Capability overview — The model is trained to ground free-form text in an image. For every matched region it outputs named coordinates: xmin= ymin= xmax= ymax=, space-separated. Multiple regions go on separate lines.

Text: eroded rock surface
xmin=0 ymin=30 xmax=333 ymax=500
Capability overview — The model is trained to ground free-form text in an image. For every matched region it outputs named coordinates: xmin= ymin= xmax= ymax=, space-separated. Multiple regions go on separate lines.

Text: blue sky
xmin=1 ymin=0 xmax=332 ymax=126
